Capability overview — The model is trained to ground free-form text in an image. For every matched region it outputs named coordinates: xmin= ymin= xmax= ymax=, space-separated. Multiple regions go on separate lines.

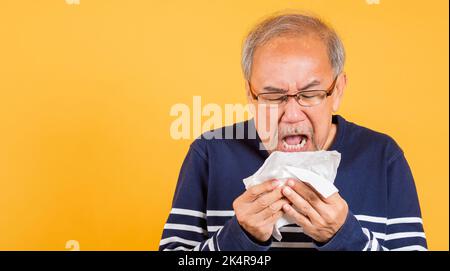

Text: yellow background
xmin=0 ymin=0 xmax=448 ymax=250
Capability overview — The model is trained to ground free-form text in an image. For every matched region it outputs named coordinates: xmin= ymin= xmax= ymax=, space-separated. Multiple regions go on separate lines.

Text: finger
xmin=286 ymin=179 xmax=328 ymax=214
xmin=244 ymin=179 xmax=279 ymax=201
xmin=255 ymin=198 xmax=290 ymax=221
xmin=263 ymin=210 xmax=284 ymax=225
xmin=250 ymin=185 xmax=285 ymax=213
xmin=322 ymin=191 xmax=341 ymax=204
xmin=282 ymin=203 xmax=313 ymax=229
xmin=282 ymin=186 xmax=325 ymax=225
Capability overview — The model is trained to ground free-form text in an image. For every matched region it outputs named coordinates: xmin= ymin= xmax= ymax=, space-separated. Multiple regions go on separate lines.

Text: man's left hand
xmin=281 ymin=179 xmax=349 ymax=243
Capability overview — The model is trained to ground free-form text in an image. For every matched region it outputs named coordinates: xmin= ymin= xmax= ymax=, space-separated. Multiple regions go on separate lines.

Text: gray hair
xmin=241 ymin=12 xmax=346 ymax=81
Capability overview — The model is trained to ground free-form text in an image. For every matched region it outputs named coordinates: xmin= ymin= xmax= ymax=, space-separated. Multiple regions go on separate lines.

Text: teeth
xmin=282 ymin=137 xmax=306 ymax=150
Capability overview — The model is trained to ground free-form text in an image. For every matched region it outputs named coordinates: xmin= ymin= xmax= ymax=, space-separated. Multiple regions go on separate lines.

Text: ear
xmin=245 ymin=80 xmax=254 ymax=104
xmin=245 ymin=80 xmax=259 ymax=121
xmin=332 ymin=73 xmax=347 ymax=113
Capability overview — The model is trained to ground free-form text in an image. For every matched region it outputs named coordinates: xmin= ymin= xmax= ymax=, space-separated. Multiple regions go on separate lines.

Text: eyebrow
xmin=262 ymin=80 xmax=322 ymax=93
xmin=299 ymin=80 xmax=321 ymax=90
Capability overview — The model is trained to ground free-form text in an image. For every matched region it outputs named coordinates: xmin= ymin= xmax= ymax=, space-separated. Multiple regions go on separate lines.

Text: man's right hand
xmin=232 ymin=179 xmax=288 ymax=242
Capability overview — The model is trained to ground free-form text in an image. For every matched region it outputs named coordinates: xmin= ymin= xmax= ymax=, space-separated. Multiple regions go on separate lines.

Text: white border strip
xmin=271 ymin=242 xmax=315 ymax=248
xmin=279 ymin=226 xmax=304 ymax=233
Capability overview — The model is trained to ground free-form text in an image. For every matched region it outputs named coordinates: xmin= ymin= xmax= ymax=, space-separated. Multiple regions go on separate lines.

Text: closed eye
xmin=259 ymin=93 xmax=286 ymax=100
xmin=299 ymin=91 xmax=323 ymax=99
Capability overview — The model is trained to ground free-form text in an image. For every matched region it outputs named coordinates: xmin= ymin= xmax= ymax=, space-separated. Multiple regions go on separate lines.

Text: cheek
xmin=253 ymin=106 xmax=281 ymax=125
xmin=252 ymin=106 xmax=281 ymax=140
xmin=326 ymin=96 xmax=339 ymax=113
xmin=308 ymin=108 xmax=332 ymax=137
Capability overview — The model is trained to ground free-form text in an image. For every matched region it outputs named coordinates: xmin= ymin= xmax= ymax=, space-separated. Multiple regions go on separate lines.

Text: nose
xmin=280 ymin=96 xmax=307 ymax=123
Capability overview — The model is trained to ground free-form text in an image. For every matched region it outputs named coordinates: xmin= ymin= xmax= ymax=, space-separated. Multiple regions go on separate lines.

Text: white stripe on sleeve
xmin=164 ymin=223 xmax=207 ymax=235
xmin=208 ymin=237 xmax=215 ymax=251
xmin=206 ymin=210 xmax=235 ymax=216
xmin=390 ymin=245 xmax=427 ymax=251
xmin=170 ymin=208 xmax=207 ymax=219
xmin=361 ymin=228 xmax=371 ymax=251
xmin=159 ymin=236 xmax=200 ymax=247
xmin=355 ymin=215 xmax=423 ymax=225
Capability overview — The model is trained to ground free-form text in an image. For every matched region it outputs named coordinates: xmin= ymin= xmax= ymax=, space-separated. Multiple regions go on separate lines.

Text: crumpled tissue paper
xmin=242 ymin=150 xmax=341 ymax=241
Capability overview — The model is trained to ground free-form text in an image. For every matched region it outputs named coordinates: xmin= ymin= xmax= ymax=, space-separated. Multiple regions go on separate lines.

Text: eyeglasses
xmin=249 ymin=76 xmax=338 ymax=107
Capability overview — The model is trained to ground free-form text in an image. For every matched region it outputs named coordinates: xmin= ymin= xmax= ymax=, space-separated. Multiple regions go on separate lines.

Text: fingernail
xmin=283 ymin=204 xmax=291 ymax=211
xmin=283 ymin=187 xmax=291 ymax=195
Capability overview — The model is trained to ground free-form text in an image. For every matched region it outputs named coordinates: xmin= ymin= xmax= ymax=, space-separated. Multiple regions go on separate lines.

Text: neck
xmin=321 ymin=123 xmax=337 ymax=150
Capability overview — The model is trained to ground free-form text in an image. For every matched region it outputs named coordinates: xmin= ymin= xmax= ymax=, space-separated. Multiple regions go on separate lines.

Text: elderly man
xmin=159 ymin=13 xmax=427 ymax=251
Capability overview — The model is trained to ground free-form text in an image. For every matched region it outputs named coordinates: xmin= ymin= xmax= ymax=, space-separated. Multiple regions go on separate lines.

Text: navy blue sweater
xmin=159 ymin=115 xmax=427 ymax=251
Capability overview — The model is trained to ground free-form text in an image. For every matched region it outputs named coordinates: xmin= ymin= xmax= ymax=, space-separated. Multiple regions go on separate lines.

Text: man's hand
xmin=281 ymin=179 xmax=348 ymax=243
xmin=233 ymin=180 xmax=289 ymax=242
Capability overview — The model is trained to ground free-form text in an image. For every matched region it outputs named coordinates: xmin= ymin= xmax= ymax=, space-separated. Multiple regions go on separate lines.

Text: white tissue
xmin=242 ymin=150 xmax=341 ymax=241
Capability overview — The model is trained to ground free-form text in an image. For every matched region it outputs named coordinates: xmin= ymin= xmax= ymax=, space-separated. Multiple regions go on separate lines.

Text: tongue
xmin=284 ymin=135 xmax=302 ymax=145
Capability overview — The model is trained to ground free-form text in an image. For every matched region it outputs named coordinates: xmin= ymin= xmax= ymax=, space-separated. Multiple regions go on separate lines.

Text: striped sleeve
xmin=354 ymin=215 xmax=427 ymax=251
xmin=159 ymin=141 xmax=271 ymax=251
xmin=382 ymin=151 xmax=427 ymax=251
xmin=159 ymin=207 xmax=217 ymax=251
xmin=317 ymin=151 xmax=427 ymax=251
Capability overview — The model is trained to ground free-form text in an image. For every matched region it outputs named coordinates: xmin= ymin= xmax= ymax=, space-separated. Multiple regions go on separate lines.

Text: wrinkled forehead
xmin=250 ymin=35 xmax=333 ymax=85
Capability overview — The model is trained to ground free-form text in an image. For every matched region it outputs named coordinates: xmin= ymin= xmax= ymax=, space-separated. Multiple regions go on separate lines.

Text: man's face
xmin=247 ymin=35 xmax=346 ymax=152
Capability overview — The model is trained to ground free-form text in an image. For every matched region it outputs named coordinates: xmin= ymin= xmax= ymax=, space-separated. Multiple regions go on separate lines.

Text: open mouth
xmin=281 ymin=134 xmax=308 ymax=152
